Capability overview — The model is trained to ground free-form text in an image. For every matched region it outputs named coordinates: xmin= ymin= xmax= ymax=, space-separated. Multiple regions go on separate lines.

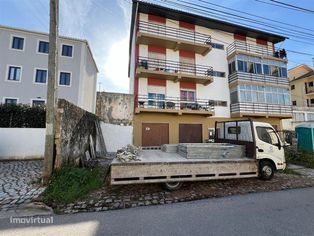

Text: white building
xmin=0 ymin=25 xmax=98 ymax=113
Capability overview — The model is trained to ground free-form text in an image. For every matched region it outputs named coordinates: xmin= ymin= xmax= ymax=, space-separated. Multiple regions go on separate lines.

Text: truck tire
xmin=163 ymin=182 xmax=183 ymax=191
xmin=259 ymin=160 xmax=274 ymax=180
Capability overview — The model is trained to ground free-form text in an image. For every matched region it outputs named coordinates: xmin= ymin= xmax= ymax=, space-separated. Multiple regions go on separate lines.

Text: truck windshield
xmin=256 ymin=127 xmax=279 ymax=146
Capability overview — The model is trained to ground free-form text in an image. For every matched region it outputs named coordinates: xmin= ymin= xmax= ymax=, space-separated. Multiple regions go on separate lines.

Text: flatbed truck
xmin=110 ymin=120 xmax=286 ymax=190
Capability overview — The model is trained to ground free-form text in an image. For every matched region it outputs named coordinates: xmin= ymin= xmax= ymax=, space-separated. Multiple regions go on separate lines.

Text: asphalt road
xmin=1 ymin=187 xmax=314 ymax=236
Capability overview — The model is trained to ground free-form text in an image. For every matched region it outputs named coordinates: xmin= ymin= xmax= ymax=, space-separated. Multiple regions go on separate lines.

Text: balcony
xmin=229 ymin=72 xmax=289 ymax=86
xmin=305 ymin=86 xmax=314 ymax=95
xmin=227 ymin=41 xmax=287 ymax=62
xmin=136 ymin=57 xmax=214 ymax=85
xmin=230 ymin=103 xmax=292 ymax=118
xmin=135 ymin=95 xmax=215 ymax=116
xmin=137 ymin=21 xmax=212 ymax=55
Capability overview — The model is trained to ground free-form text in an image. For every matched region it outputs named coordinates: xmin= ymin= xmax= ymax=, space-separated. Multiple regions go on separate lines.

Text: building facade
xmin=282 ymin=63 xmax=314 ymax=130
xmin=128 ymin=1 xmax=292 ymax=147
xmin=0 ymin=25 xmax=98 ymax=113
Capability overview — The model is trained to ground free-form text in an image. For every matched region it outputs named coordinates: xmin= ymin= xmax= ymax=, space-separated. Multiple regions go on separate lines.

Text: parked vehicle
xmin=110 ymin=120 xmax=286 ymax=191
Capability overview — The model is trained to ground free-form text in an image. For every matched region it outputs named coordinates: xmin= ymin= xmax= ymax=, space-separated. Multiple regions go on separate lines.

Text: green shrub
xmin=285 ymin=148 xmax=314 ymax=169
xmin=0 ymin=104 xmax=45 ymax=128
xmin=43 ymin=167 xmax=103 ymax=204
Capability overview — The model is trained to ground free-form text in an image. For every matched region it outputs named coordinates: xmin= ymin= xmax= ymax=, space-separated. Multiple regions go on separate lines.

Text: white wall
xmin=0 ymin=128 xmax=45 ymax=160
xmin=100 ymin=122 xmax=133 ymax=153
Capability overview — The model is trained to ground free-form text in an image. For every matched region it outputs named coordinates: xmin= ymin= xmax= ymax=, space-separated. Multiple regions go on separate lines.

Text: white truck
xmin=110 ymin=120 xmax=286 ymax=191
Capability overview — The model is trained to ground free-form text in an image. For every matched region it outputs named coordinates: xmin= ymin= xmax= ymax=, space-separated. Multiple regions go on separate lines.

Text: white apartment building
xmin=0 ymin=25 xmax=98 ymax=113
xmin=128 ymin=0 xmax=291 ymax=147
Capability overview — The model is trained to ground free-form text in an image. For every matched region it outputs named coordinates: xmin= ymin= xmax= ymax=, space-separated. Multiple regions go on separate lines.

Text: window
xmin=180 ymin=90 xmax=195 ymax=109
xmin=256 ymin=127 xmax=279 ymax=146
xmin=211 ymin=43 xmax=224 ymax=50
xmin=4 ymin=98 xmax=18 ymax=105
xmin=228 ymin=61 xmax=236 ymax=75
xmin=309 ymin=82 xmax=314 ymax=87
xmin=7 ymin=66 xmax=21 ymax=81
xmin=247 ymin=62 xmax=254 ymax=73
xmin=32 ymin=100 xmax=45 ymax=107
xmin=292 ymin=101 xmax=297 ymax=106
xmin=271 ymin=66 xmax=279 ymax=77
xmin=38 ymin=41 xmax=49 ymax=53
xmin=61 ymin=44 xmax=73 ymax=57
xmin=237 ymin=60 xmax=247 ymax=72
xmin=228 ymin=126 xmax=241 ymax=134
xmin=291 ymin=85 xmax=295 ymax=90
xmin=280 ymin=67 xmax=287 ymax=78
xmin=311 ymin=99 xmax=314 ymax=104
xmin=213 ymin=71 xmax=225 ymax=77
xmin=35 ymin=69 xmax=47 ymax=84
xmin=148 ymin=93 xmax=165 ymax=108
xmin=59 ymin=72 xmax=71 ymax=86
xmin=255 ymin=63 xmax=262 ymax=74
xmin=263 ymin=64 xmax=270 ymax=75
xmin=215 ymin=101 xmax=227 ymax=107
xmin=11 ymin=36 xmax=24 ymax=50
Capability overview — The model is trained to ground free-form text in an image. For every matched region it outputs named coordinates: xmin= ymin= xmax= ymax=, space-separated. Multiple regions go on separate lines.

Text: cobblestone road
xmin=0 ymin=161 xmax=45 ymax=211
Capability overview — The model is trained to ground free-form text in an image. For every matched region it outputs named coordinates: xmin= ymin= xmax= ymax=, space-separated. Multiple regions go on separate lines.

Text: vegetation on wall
xmin=0 ymin=104 xmax=45 ymax=128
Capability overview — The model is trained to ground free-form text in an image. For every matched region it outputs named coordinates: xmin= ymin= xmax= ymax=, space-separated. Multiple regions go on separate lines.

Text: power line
xmin=270 ymin=0 xmax=314 ymax=14
xmin=255 ymin=0 xmax=314 ymax=14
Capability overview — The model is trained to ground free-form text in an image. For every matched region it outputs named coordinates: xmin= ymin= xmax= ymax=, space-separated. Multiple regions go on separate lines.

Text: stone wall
xmin=96 ymin=92 xmax=134 ymax=125
xmin=54 ymin=99 xmax=105 ymax=168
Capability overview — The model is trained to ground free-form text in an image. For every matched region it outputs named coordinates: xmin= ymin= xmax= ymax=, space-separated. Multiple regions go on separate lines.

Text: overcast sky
xmin=0 ymin=0 xmax=313 ymax=93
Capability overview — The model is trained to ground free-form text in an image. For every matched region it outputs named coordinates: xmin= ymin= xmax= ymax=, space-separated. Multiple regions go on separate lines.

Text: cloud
xmin=103 ymin=36 xmax=129 ymax=92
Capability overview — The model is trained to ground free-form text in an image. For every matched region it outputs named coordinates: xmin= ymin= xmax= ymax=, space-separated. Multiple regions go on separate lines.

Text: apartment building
xmin=0 ymin=25 xmax=98 ymax=113
xmin=282 ymin=63 xmax=314 ymax=130
xmin=128 ymin=0 xmax=292 ymax=147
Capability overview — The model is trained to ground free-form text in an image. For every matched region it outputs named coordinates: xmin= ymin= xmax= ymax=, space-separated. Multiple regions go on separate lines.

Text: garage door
xmin=142 ymin=123 xmax=169 ymax=147
xmin=179 ymin=124 xmax=202 ymax=143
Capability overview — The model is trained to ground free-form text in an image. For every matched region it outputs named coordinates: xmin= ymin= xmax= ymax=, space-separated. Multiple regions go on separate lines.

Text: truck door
xmin=255 ymin=126 xmax=285 ymax=169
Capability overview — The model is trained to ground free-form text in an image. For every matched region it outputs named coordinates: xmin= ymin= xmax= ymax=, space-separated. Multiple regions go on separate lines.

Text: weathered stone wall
xmin=54 ymin=99 xmax=105 ymax=168
xmin=96 ymin=92 xmax=134 ymax=125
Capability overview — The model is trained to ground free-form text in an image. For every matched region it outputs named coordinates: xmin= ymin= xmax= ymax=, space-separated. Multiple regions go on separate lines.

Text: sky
xmin=0 ymin=0 xmax=313 ymax=93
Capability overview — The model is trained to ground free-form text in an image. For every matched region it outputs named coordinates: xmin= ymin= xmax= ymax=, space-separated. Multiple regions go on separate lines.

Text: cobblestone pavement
xmin=0 ymin=160 xmax=45 ymax=211
xmin=51 ymin=171 xmax=314 ymax=214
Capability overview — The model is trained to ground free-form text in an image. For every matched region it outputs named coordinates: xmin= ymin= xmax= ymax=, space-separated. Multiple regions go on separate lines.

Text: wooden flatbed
xmin=111 ymin=150 xmax=258 ymax=185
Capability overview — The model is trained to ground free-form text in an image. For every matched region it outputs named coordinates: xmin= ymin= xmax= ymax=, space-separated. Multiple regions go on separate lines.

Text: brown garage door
xmin=179 ymin=124 xmax=202 ymax=143
xmin=142 ymin=123 xmax=169 ymax=147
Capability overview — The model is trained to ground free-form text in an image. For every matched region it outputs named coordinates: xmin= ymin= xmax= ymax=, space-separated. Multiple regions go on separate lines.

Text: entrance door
xmin=142 ymin=123 xmax=169 ymax=147
xmin=179 ymin=124 xmax=202 ymax=143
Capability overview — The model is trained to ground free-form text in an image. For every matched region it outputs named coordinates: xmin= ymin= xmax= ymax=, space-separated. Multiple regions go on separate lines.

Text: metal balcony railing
xmin=229 ymin=72 xmax=289 ymax=85
xmin=231 ymin=103 xmax=292 ymax=115
xmin=136 ymin=95 xmax=215 ymax=112
xmin=138 ymin=21 xmax=212 ymax=45
xmin=227 ymin=41 xmax=287 ymax=59
xmin=137 ymin=56 xmax=213 ymax=77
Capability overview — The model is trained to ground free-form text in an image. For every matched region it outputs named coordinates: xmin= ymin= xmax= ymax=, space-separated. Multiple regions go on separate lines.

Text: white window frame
xmin=60 ymin=43 xmax=74 ymax=58
xmin=36 ymin=39 xmax=49 ymax=55
xmin=30 ymin=99 xmax=46 ymax=107
xmin=2 ymin=97 xmax=19 ymax=104
xmin=33 ymin=67 xmax=48 ymax=85
xmin=9 ymin=34 xmax=25 ymax=51
xmin=58 ymin=71 xmax=72 ymax=87
xmin=5 ymin=64 xmax=22 ymax=83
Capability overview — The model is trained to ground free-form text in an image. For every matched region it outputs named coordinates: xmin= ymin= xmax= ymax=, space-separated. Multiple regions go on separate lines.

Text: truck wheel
xmin=259 ymin=161 xmax=274 ymax=180
xmin=163 ymin=182 xmax=183 ymax=191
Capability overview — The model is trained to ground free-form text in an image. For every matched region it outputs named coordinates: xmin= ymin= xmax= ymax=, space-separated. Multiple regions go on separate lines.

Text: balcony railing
xmin=229 ymin=72 xmax=289 ymax=85
xmin=137 ymin=56 xmax=213 ymax=77
xmin=138 ymin=21 xmax=211 ymax=46
xmin=231 ymin=102 xmax=292 ymax=117
xmin=135 ymin=95 xmax=214 ymax=114
xmin=227 ymin=41 xmax=287 ymax=59
xmin=305 ymin=86 xmax=314 ymax=94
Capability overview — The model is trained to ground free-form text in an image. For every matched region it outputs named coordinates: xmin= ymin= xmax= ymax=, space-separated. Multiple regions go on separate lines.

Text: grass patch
xmin=285 ymin=148 xmax=314 ymax=169
xmin=43 ymin=166 xmax=103 ymax=205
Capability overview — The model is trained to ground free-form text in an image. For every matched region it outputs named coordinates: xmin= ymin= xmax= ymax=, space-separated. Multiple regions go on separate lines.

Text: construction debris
xmin=116 ymin=145 xmax=141 ymax=162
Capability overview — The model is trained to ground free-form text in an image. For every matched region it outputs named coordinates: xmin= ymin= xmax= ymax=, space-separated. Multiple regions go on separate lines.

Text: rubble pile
xmin=116 ymin=145 xmax=141 ymax=162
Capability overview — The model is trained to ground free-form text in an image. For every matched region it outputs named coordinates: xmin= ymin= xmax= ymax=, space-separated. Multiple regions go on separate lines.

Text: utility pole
xmin=43 ymin=0 xmax=59 ymax=183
